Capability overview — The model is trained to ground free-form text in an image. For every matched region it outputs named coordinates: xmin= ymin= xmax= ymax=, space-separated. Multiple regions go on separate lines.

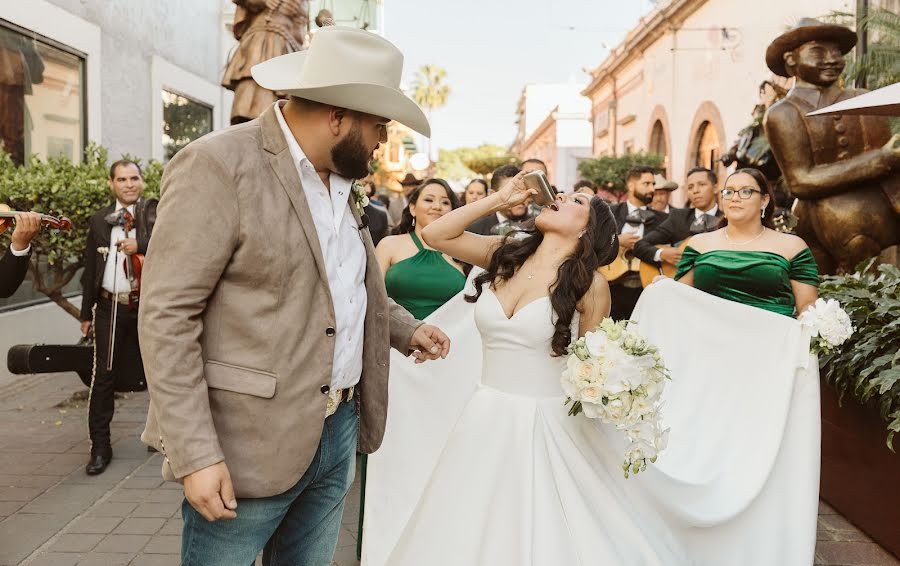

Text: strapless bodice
xmin=474 ymin=289 xmax=566 ymax=398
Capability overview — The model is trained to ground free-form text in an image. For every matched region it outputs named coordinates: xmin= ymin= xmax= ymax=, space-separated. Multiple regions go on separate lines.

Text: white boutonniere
xmin=97 ymin=246 xmax=110 ymax=261
xmin=351 ymin=181 xmax=370 ymax=217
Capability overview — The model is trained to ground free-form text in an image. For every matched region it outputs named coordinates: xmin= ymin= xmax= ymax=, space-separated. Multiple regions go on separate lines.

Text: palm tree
xmin=411 ymin=65 xmax=451 ymax=158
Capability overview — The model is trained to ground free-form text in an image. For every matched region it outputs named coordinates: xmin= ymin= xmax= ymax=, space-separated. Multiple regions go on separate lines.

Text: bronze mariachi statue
xmin=764 ymin=18 xmax=900 ymax=274
xmin=222 ymin=0 xmax=309 ymax=125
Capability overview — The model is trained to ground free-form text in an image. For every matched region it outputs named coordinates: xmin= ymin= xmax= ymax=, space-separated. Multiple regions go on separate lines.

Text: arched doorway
xmin=684 ymin=102 xmax=726 ymax=182
xmin=645 ymin=106 xmax=672 ymax=178
xmin=694 ymin=120 xmax=720 ymax=169
xmin=649 ymin=120 xmax=667 ymax=161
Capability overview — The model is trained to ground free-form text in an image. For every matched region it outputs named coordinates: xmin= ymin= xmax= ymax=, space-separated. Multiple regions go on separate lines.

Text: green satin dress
xmin=384 ymin=231 xmax=467 ymax=320
xmin=675 ymin=247 xmax=819 ymax=317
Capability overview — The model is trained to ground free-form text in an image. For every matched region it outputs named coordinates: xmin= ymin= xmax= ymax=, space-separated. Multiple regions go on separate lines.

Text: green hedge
xmin=0 ymin=144 xmax=162 ymax=317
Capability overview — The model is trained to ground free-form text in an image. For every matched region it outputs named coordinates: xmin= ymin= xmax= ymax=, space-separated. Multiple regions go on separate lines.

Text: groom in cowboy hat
xmin=139 ymin=26 xmax=450 ymax=565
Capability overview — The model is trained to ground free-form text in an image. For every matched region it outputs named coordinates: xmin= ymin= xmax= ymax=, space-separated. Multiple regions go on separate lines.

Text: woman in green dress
xmin=376 ymin=178 xmax=468 ymax=319
xmin=675 ymin=168 xmax=819 ymax=317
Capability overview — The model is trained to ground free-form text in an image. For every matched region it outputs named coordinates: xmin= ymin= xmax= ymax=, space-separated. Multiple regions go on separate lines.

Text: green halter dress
xmin=384 ymin=231 xmax=467 ymax=320
xmin=675 ymin=247 xmax=819 ymax=317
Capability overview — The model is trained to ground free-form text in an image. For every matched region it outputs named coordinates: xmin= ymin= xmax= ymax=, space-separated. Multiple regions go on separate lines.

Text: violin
xmin=0 ymin=204 xmax=72 ymax=233
xmin=121 ymin=211 xmax=143 ymax=310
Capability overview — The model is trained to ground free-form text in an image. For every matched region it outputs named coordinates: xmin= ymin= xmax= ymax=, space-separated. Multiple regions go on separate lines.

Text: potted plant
xmin=817 ymin=260 xmax=900 ymax=558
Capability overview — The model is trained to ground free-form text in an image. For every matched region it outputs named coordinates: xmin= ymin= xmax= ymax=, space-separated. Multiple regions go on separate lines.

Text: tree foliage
xmin=435 ymin=145 xmax=519 ymax=184
xmin=577 ymin=152 xmax=665 ymax=196
xmin=0 ymin=144 xmax=162 ymax=318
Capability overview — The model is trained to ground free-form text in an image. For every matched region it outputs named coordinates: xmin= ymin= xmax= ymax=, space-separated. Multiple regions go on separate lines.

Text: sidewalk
xmin=0 ymin=374 xmax=896 ymax=566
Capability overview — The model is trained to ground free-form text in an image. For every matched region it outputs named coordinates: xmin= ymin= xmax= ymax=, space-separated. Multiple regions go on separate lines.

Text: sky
xmin=383 ymin=0 xmax=655 ymax=152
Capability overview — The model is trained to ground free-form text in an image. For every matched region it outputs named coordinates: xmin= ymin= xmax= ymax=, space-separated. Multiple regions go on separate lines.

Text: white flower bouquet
xmin=562 ymin=318 xmax=670 ymax=477
xmin=799 ymin=298 xmax=854 ymax=354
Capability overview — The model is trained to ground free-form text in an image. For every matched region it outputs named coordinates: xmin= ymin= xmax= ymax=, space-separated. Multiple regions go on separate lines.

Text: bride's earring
xmin=412 ymin=215 xmax=416 ymax=227
xmin=760 ymin=208 xmax=765 ymax=219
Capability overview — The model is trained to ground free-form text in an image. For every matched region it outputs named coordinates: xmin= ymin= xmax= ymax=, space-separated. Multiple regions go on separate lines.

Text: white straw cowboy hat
xmin=251 ymin=26 xmax=431 ymax=137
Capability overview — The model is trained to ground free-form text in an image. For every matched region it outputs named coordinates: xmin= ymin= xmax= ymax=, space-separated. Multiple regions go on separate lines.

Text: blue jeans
xmin=181 ymin=400 xmax=359 ymax=566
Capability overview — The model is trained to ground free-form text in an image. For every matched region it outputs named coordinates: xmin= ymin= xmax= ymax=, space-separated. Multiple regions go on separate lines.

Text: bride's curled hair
xmin=466 ymin=198 xmax=619 ymax=356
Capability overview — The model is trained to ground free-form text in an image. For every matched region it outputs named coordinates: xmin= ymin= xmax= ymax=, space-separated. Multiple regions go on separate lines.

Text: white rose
xmin=580 ymin=385 xmax=603 ymax=404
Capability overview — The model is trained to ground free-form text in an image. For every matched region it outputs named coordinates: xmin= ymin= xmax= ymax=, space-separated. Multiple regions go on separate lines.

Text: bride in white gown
xmin=362 ymin=172 xmax=820 ymax=565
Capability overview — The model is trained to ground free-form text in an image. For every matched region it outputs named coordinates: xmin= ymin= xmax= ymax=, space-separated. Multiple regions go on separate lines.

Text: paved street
xmin=0 ymin=373 xmax=897 ymax=566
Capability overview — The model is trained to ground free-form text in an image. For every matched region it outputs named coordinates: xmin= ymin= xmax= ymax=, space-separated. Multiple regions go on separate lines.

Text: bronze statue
xmin=222 ymin=0 xmax=309 ymax=125
xmin=764 ymin=18 xmax=900 ymax=274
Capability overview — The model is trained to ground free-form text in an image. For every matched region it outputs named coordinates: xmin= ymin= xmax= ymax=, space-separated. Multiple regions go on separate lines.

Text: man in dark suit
xmin=634 ymin=167 xmax=723 ymax=268
xmin=362 ymin=180 xmax=389 ymax=247
xmin=365 ymin=202 xmax=389 ymax=247
xmin=0 ymin=211 xmax=41 ymax=298
xmin=607 ymin=166 xmax=667 ymax=320
xmin=467 ymin=164 xmax=535 ymax=235
xmin=80 ymin=160 xmax=157 ymax=475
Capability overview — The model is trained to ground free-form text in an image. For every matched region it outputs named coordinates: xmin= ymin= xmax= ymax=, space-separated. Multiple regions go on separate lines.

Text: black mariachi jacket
xmin=79 ymin=198 xmax=158 ymax=321
xmin=0 ymin=247 xmax=31 ymax=298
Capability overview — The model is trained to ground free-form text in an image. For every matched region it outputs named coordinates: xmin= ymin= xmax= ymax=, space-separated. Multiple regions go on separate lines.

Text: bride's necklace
xmin=724 ymin=226 xmax=766 ymax=246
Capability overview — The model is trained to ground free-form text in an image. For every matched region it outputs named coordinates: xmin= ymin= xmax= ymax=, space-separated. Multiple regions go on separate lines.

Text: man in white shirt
xmin=137 ymin=26 xmax=450 ymax=566
xmin=634 ymin=166 xmax=724 ymax=268
xmin=79 ymin=160 xmax=158 ymax=475
xmin=0 ymin=211 xmax=41 ymax=298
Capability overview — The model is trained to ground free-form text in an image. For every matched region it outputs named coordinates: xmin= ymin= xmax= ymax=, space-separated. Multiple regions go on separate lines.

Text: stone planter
xmin=820 ymin=379 xmax=900 ymax=559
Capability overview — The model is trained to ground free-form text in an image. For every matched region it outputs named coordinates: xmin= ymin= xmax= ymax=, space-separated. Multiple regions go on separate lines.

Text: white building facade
xmin=582 ymin=0 xmax=855 ymax=205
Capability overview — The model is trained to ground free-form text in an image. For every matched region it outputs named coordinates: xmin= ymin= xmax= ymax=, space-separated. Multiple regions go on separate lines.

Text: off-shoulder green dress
xmin=675 ymin=247 xmax=819 ymax=317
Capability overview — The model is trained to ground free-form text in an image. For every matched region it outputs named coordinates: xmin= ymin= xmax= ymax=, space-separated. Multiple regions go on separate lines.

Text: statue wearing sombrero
xmin=763 ymin=18 xmax=900 ymax=274
xmin=138 ymin=26 xmax=448 ymax=565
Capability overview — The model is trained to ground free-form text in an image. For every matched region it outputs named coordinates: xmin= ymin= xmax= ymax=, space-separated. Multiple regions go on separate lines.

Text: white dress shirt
xmin=696 ymin=204 xmax=718 ymax=219
xmin=275 ymin=101 xmax=368 ymax=391
xmin=621 ymin=201 xmax=646 ymax=239
xmin=101 ymin=202 xmax=136 ymax=294
xmin=9 ymin=244 xmax=30 ymax=256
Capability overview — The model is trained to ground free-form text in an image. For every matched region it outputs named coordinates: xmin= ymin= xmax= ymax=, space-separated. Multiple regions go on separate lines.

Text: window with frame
xmin=162 ymin=90 xmax=213 ymax=161
xmin=0 ymin=21 xmax=85 ymax=311
xmin=0 ymin=21 xmax=85 ymax=166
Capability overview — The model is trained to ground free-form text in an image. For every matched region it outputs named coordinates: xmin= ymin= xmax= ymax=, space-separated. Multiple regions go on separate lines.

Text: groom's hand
xmin=409 ymin=324 xmax=451 ymax=364
xmin=184 ymin=461 xmax=238 ymax=521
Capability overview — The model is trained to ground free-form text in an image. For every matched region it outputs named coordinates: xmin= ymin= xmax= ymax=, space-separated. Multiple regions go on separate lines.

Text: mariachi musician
xmin=80 ymin=159 xmax=157 ymax=475
xmin=633 ymin=166 xmax=724 ymax=268
xmin=0 ymin=210 xmax=42 ymax=297
xmin=607 ymin=166 xmax=667 ymax=320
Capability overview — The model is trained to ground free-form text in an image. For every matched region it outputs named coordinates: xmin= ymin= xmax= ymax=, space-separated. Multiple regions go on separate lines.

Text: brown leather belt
xmin=99 ymin=289 xmax=130 ymax=305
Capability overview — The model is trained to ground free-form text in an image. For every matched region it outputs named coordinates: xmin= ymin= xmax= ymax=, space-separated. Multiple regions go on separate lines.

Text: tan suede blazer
xmin=139 ymin=104 xmax=420 ymax=498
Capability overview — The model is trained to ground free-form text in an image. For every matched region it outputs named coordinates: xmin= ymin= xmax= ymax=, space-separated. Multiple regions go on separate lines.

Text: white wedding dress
xmin=363 ymin=278 xmax=821 ymax=565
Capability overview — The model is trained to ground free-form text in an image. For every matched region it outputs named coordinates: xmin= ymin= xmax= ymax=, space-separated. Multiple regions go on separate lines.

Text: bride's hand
xmin=495 ymin=171 xmax=535 ymax=209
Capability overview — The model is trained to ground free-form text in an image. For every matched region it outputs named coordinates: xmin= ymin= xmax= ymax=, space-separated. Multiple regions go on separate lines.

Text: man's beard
xmin=331 ymin=122 xmax=372 ymax=179
xmin=635 ymin=191 xmax=654 ymax=205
